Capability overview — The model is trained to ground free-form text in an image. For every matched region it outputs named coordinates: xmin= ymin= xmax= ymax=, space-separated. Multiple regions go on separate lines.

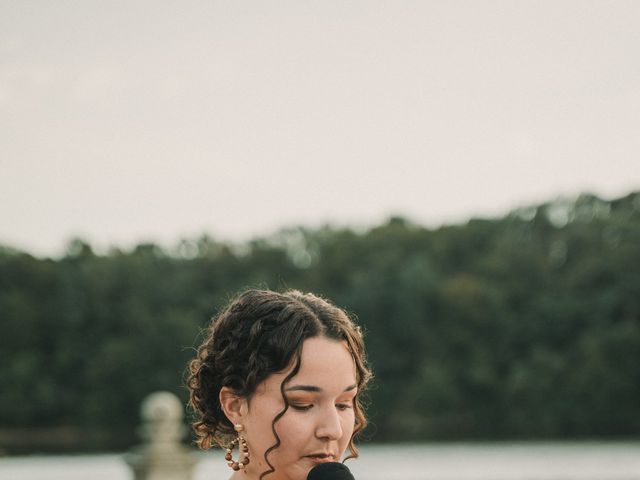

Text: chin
xmin=267 ymin=463 xmax=308 ymax=480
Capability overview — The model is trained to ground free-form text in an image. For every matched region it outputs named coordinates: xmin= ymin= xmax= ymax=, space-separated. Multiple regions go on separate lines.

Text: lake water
xmin=0 ymin=442 xmax=639 ymax=480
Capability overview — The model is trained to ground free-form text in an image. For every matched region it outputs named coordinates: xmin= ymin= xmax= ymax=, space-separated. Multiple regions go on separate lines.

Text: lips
xmin=304 ymin=453 xmax=335 ymax=463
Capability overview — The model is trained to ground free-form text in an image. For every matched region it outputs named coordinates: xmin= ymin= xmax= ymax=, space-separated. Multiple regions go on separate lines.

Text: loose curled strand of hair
xmin=342 ymin=323 xmax=372 ymax=462
xmin=260 ymin=348 xmax=303 ymax=480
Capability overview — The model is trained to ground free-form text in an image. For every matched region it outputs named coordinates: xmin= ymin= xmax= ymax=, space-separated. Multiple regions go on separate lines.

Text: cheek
xmin=339 ymin=411 xmax=356 ymax=450
xmin=275 ymin=413 xmax=312 ymax=448
xmin=254 ymin=415 xmax=311 ymax=471
xmin=244 ymin=403 xmax=285 ymax=457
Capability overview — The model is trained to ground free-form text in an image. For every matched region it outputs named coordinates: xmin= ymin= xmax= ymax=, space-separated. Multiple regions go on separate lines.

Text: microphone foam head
xmin=307 ymin=462 xmax=355 ymax=480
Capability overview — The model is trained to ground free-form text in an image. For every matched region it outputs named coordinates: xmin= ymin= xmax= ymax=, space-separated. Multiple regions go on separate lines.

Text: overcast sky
xmin=1 ymin=1 xmax=639 ymax=256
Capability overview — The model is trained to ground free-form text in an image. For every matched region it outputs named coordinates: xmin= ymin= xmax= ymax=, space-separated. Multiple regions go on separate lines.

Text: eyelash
xmin=289 ymin=403 xmax=353 ymax=411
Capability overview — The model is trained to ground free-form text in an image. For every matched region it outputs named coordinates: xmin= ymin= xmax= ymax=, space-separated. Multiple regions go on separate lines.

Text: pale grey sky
xmin=1 ymin=1 xmax=639 ymax=256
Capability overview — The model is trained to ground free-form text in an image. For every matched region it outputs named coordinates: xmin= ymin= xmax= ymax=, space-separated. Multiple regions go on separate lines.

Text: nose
xmin=315 ymin=406 xmax=343 ymax=441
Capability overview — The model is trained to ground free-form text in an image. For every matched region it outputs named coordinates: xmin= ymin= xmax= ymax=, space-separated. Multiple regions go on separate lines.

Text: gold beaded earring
xmin=225 ymin=423 xmax=250 ymax=471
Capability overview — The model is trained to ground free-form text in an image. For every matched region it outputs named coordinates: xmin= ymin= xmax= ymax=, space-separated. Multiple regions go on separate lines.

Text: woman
xmin=187 ymin=289 xmax=372 ymax=480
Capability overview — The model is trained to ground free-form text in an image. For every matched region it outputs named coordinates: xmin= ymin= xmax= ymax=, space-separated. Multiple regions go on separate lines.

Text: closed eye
xmin=290 ymin=403 xmax=313 ymax=411
xmin=336 ymin=403 xmax=353 ymax=411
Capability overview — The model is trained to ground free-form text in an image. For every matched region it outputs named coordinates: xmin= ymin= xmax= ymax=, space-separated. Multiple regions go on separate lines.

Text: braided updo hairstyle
xmin=186 ymin=289 xmax=371 ymax=466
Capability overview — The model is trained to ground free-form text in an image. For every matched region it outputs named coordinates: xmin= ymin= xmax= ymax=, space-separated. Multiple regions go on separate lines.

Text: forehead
xmin=262 ymin=337 xmax=357 ymax=394
xmin=297 ymin=336 xmax=356 ymax=381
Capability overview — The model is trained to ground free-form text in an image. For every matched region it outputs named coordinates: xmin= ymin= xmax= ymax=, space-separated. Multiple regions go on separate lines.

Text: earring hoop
xmin=225 ymin=423 xmax=250 ymax=471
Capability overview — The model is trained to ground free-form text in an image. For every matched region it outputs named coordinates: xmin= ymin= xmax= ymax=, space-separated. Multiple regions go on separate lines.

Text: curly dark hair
xmin=186 ymin=289 xmax=371 ymax=477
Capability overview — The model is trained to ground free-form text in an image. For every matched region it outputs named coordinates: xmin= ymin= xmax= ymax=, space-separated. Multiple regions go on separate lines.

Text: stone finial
xmin=125 ymin=391 xmax=197 ymax=480
xmin=139 ymin=391 xmax=186 ymax=447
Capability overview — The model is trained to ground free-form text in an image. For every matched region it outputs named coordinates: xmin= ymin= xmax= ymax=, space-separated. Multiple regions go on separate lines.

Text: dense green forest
xmin=1 ymin=192 xmax=639 ymax=453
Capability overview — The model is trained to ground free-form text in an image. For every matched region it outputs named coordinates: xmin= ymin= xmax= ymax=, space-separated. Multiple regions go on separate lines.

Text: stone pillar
xmin=125 ymin=391 xmax=198 ymax=480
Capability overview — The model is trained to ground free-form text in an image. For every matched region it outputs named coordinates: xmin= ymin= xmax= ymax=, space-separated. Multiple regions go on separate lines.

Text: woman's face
xmin=237 ymin=336 xmax=358 ymax=480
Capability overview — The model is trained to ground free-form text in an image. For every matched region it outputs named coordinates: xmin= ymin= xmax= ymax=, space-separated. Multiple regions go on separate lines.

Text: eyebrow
xmin=285 ymin=383 xmax=357 ymax=393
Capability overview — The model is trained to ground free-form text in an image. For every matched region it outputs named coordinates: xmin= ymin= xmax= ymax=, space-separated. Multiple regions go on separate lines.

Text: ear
xmin=219 ymin=386 xmax=248 ymax=425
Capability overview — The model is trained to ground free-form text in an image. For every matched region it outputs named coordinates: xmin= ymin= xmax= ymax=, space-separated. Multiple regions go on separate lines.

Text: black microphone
xmin=307 ymin=462 xmax=355 ymax=480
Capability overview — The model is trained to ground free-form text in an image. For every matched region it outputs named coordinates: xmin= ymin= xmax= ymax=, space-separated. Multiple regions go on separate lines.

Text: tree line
xmin=1 ymin=191 xmax=639 ymax=453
